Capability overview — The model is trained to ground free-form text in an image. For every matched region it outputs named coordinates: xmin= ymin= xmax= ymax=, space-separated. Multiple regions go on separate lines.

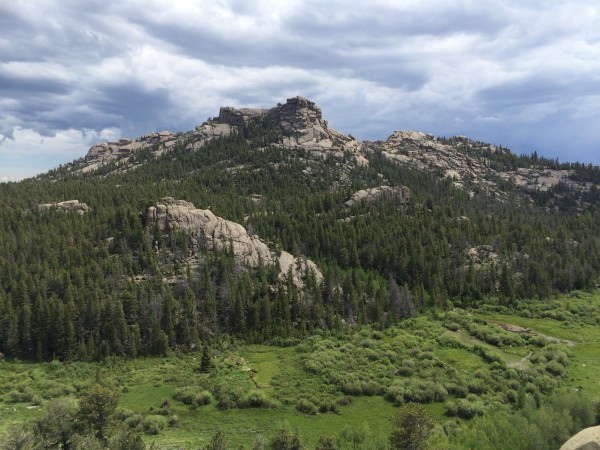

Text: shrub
xmin=296 ymin=398 xmax=318 ymax=415
xmin=268 ymin=424 xmax=303 ymax=450
xmin=316 ymin=434 xmax=338 ymax=450
xmin=124 ymin=413 xmax=144 ymax=430
xmin=445 ymin=399 xmax=485 ymax=419
xmin=390 ymin=403 xmax=435 ymax=450
xmin=336 ymin=396 xmax=352 ymax=406
xmin=447 ymin=384 xmax=468 ymax=398
xmin=239 ymin=391 xmax=277 ymax=409
xmin=444 ymin=322 xmax=460 ymax=331
xmin=395 ymin=366 xmax=413 ymax=377
xmin=545 ymin=361 xmax=565 ymax=376
xmin=7 ymin=389 xmax=33 ymax=404
xmin=142 ymin=415 xmax=166 ymax=435
xmin=318 ymin=400 xmax=340 ymax=414
xmin=173 ymin=386 xmax=212 ymax=408
xmin=341 ymin=381 xmax=363 ymax=396
xmin=361 ymin=380 xmax=382 ymax=396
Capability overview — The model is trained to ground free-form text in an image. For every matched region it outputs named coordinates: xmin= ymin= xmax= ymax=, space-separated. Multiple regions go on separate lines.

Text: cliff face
xmin=217 ymin=96 xmax=366 ymax=163
xmin=147 ymin=197 xmax=322 ymax=287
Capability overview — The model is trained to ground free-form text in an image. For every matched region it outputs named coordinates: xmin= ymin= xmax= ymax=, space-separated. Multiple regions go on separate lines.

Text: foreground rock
xmin=37 ymin=200 xmax=90 ymax=215
xmin=147 ymin=197 xmax=322 ymax=286
xmin=560 ymin=425 xmax=600 ymax=450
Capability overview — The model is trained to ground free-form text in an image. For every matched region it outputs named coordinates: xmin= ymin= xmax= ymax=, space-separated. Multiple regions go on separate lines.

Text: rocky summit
xmin=72 ymin=96 xmax=599 ymax=212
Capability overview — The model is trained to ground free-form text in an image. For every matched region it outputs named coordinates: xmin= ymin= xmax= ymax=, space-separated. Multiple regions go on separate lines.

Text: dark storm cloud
xmin=1 ymin=0 xmax=600 ymax=179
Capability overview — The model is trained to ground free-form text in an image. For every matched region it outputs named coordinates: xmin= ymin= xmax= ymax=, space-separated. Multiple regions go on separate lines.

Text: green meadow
xmin=1 ymin=291 xmax=600 ymax=448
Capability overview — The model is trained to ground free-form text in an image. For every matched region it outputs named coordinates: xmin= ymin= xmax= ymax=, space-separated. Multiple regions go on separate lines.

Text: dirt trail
xmin=508 ymin=351 xmax=532 ymax=369
xmin=492 ymin=320 xmax=575 ymax=347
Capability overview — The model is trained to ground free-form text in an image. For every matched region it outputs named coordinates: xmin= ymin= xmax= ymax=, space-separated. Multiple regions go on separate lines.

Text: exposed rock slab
xmin=37 ymin=200 xmax=90 ymax=215
xmin=500 ymin=168 xmax=594 ymax=193
xmin=147 ymin=197 xmax=322 ymax=286
xmin=345 ymin=185 xmax=410 ymax=207
xmin=380 ymin=131 xmax=489 ymax=189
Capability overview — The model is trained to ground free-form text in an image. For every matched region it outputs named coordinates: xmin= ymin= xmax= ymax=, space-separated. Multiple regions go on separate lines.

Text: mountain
xmin=1 ymin=96 xmax=600 ymax=361
xmin=68 ymin=95 xmax=599 ymax=212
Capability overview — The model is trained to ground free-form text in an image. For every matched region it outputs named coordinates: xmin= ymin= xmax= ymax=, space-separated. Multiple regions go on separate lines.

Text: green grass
xmin=3 ymin=292 xmax=600 ymax=447
xmin=478 ymin=312 xmax=600 ymax=398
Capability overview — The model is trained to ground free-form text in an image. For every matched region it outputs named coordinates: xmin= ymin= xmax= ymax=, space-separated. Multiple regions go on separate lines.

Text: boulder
xmin=560 ymin=426 xmax=600 ymax=450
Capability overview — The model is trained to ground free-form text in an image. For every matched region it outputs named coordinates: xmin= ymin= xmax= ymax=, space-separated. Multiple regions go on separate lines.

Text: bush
xmin=318 ymin=400 xmax=340 ymax=414
xmin=341 ymin=381 xmax=363 ymax=396
xmin=316 ymin=434 xmax=338 ymax=450
xmin=390 ymin=404 xmax=435 ymax=450
xmin=336 ymin=396 xmax=353 ymax=406
xmin=239 ymin=391 xmax=277 ymax=409
xmin=296 ymin=398 xmax=318 ymax=415
xmin=7 ymin=389 xmax=33 ymax=404
xmin=124 ymin=413 xmax=144 ymax=430
xmin=444 ymin=322 xmax=460 ymax=331
xmin=445 ymin=399 xmax=485 ymax=419
xmin=173 ymin=386 xmax=212 ymax=408
xmin=545 ymin=361 xmax=565 ymax=376
xmin=395 ymin=366 xmax=413 ymax=377
xmin=268 ymin=424 xmax=303 ymax=450
xmin=142 ymin=415 xmax=167 ymax=435
xmin=362 ymin=380 xmax=382 ymax=396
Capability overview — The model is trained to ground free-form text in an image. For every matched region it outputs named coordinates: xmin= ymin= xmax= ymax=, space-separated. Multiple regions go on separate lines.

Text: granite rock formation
xmin=37 ymin=200 xmax=90 ymax=215
xmin=147 ymin=197 xmax=322 ymax=286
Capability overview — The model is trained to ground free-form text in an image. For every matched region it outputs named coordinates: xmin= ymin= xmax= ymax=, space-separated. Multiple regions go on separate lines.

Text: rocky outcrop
xmin=499 ymin=168 xmax=594 ymax=193
xmin=560 ymin=425 xmax=600 ymax=450
xmin=464 ymin=245 xmax=499 ymax=267
xmin=82 ymin=131 xmax=190 ymax=173
xmin=380 ymin=131 xmax=489 ymax=189
xmin=218 ymin=96 xmax=367 ymax=165
xmin=345 ymin=186 xmax=410 ymax=207
xmin=37 ymin=200 xmax=90 ymax=215
xmin=147 ymin=197 xmax=322 ymax=286
xmin=80 ymin=96 xmax=367 ymax=175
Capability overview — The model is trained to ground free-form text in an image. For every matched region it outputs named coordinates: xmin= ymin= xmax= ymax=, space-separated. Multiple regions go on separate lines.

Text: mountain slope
xmin=1 ymin=96 xmax=600 ymax=362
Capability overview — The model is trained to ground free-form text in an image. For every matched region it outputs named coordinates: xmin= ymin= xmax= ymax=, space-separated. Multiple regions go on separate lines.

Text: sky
xmin=1 ymin=0 xmax=600 ymax=181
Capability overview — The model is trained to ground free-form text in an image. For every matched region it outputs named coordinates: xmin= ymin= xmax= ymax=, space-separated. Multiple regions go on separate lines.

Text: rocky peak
xmin=380 ymin=130 xmax=489 ymax=190
xmin=217 ymin=96 xmax=364 ymax=160
xmin=78 ymin=96 xmax=367 ymax=175
xmin=218 ymin=106 xmax=269 ymax=127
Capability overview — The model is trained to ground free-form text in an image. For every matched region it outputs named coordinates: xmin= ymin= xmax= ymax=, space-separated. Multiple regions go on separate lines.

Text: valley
xmin=2 ymin=96 xmax=600 ymax=448
xmin=1 ymin=291 xmax=599 ymax=448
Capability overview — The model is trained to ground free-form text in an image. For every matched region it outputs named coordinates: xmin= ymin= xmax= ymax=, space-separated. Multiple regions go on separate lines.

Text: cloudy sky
xmin=1 ymin=0 xmax=599 ymax=181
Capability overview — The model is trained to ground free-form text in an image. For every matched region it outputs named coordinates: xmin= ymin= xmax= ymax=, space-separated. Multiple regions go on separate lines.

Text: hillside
xmin=2 ymin=96 xmax=600 ymax=362
xmin=2 ymin=96 xmax=600 ymax=448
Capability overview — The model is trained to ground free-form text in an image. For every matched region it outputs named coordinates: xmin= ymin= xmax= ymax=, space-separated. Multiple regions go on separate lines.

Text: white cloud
xmin=1 ymin=0 xmax=600 ymax=177
xmin=0 ymin=127 xmax=121 ymax=179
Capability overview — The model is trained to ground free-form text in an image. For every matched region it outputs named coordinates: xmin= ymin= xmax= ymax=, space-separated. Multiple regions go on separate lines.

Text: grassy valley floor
xmin=1 ymin=291 xmax=600 ymax=448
